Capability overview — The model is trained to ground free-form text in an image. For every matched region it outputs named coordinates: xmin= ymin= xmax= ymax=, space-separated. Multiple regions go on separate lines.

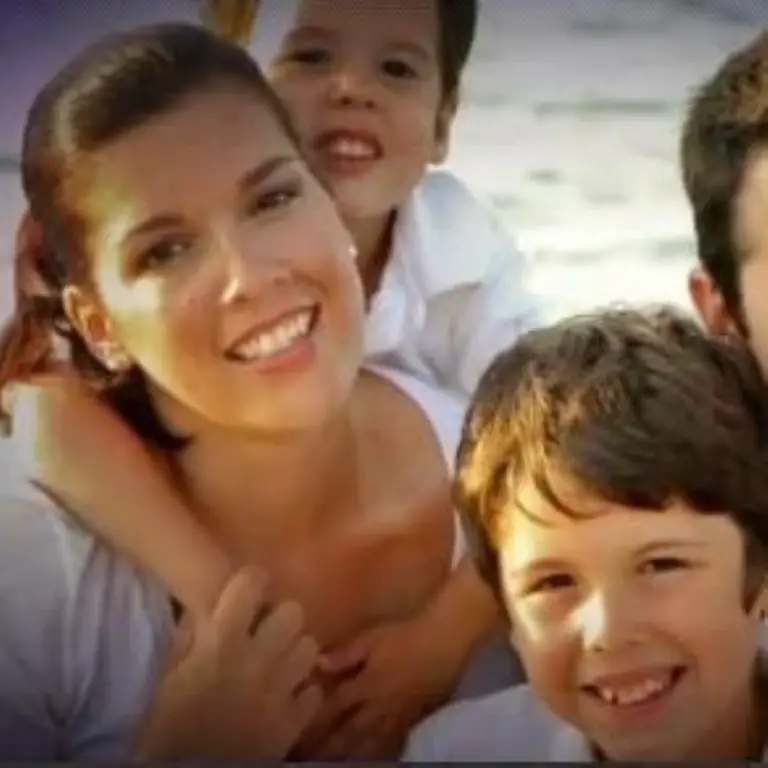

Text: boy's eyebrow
xmin=633 ymin=539 xmax=706 ymax=557
xmin=508 ymin=540 xmax=706 ymax=579
xmin=282 ymin=25 xmax=335 ymax=44
xmin=282 ymin=27 xmax=433 ymax=62
xmin=386 ymin=40 xmax=433 ymax=62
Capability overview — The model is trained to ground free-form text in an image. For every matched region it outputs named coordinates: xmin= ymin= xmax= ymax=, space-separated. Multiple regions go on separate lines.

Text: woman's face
xmin=66 ymin=83 xmax=364 ymax=435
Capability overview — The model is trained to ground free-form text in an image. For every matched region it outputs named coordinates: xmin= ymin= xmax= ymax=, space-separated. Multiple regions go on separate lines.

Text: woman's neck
xmin=164 ymin=404 xmax=362 ymax=561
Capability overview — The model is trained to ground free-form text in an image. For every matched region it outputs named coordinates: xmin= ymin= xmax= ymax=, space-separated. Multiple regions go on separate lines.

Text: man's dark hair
xmin=681 ymin=31 xmax=768 ymax=317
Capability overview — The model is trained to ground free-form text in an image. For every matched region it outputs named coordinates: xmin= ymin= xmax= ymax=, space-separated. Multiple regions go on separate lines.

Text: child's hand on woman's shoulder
xmin=135 ymin=567 xmax=323 ymax=759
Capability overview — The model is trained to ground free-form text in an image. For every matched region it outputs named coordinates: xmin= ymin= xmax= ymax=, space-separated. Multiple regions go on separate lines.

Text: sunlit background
xmin=0 ymin=0 xmax=764 ymax=323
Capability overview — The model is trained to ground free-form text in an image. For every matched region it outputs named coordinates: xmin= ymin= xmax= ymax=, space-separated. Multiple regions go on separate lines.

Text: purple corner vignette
xmin=0 ymin=1 xmax=204 ymax=158
xmin=0 ymin=1 xmax=296 ymax=162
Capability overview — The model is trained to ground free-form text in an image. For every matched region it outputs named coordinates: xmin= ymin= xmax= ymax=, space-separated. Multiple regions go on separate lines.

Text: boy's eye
xmin=284 ymin=47 xmax=330 ymax=66
xmin=528 ymin=573 xmax=575 ymax=594
xmin=640 ymin=556 xmax=688 ymax=575
xmin=381 ymin=58 xmax=418 ymax=79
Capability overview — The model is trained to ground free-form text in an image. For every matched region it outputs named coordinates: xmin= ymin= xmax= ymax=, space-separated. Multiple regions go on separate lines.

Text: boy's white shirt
xmin=405 ymin=685 xmax=768 ymax=762
xmin=364 ymin=169 xmax=549 ymax=397
xmin=404 ymin=632 xmax=768 ymax=762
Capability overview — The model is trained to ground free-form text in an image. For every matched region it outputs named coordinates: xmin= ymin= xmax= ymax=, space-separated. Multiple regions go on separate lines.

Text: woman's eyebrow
xmin=237 ymin=154 xmax=298 ymax=193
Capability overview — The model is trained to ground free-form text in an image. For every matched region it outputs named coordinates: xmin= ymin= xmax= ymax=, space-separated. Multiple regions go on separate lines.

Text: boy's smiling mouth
xmin=582 ymin=666 xmax=686 ymax=710
xmin=313 ymin=128 xmax=383 ymax=173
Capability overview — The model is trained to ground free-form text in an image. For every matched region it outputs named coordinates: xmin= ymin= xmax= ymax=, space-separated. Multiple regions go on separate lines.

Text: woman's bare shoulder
xmin=354 ymin=368 xmax=463 ymax=548
xmin=358 ymin=371 xmax=453 ymax=486
xmin=358 ymin=367 xmax=467 ymax=472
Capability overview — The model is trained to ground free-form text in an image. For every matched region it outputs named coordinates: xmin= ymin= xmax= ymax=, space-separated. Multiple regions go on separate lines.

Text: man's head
xmin=682 ymin=31 xmax=768 ymax=373
xmin=456 ymin=307 xmax=768 ymax=760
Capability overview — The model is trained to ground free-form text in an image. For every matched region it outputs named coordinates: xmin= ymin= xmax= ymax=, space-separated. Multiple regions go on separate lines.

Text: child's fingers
xmin=164 ymin=533 xmax=236 ymax=623
xmin=319 ymin=631 xmax=373 ymax=675
xmin=245 ymin=599 xmax=307 ymax=673
xmin=162 ymin=612 xmax=196 ymax=671
xmin=291 ymin=680 xmax=324 ymax=738
xmin=271 ymin=634 xmax=321 ymax=698
xmin=209 ymin=565 xmax=269 ymax=648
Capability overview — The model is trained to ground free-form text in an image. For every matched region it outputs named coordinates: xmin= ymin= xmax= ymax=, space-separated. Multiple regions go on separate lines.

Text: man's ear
xmin=688 ymin=265 xmax=742 ymax=336
xmin=432 ymin=91 xmax=459 ymax=165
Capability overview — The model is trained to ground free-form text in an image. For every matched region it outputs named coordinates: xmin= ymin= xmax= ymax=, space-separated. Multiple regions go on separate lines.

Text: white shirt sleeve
xmin=0 ymin=488 xmax=170 ymax=760
xmin=448 ymin=248 xmax=554 ymax=397
xmin=403 ymin=684 xmax=588 ymax=761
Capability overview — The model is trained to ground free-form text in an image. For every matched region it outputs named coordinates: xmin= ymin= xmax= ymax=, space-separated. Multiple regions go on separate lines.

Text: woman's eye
xmin=137 ymin=238 xmax=191 ymax=272
xmin=246 ymin=182 xmax=302 ymax=216
xmin=382 ymin=58 xmax=418 ymax=79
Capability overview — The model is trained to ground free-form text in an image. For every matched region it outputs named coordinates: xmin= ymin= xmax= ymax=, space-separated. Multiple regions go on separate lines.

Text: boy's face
xmin=690 ymin=148 xmax=768 ymax=374
xmin=267 ymin=0 xmax=454 ymax=224
xmin=498 ymin=476 xmax=766 ymax=761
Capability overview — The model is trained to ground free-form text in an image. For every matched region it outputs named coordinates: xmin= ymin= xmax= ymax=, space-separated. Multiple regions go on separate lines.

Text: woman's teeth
xmin=228 ymin=309 xmax=313 ymax=362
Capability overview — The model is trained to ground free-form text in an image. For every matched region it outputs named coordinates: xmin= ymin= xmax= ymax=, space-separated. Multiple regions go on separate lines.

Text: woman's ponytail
xmin=0 ymin=212 xmax=64 ymax=425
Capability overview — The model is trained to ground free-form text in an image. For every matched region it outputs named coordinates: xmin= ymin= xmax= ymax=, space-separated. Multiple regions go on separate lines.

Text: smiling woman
xmin=0 ymin=22 xmax=485 ymax=760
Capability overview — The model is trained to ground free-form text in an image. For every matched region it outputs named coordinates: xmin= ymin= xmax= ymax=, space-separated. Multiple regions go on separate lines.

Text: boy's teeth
xmin=594 ymin=673 xmax=671 ymax=707
xmin=327 ymin=137 xmax=377 ymax=159
xmin=230 ymin=310 xmax=312 ymax=361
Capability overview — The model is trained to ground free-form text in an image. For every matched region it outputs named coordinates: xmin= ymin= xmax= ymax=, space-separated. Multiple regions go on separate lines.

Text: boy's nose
xmin=327 ymin=70 xmax=377 ymax=110
xmin=578 ymin=587 xmax=644 ymax=653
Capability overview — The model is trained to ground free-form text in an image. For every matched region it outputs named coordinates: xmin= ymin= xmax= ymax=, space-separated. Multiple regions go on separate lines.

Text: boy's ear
xmin=688 ymin=265 xmax=741 ymax=337
xmin=432 ymin=91 xmax=459 ymax=165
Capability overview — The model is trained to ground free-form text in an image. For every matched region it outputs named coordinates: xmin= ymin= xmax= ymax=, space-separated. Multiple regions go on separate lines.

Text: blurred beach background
xmin=0 ymin=0 xmax=765 ymax=322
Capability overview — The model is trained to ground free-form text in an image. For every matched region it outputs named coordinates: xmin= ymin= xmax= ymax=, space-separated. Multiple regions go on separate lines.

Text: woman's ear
xmin=62 ymin=286 xmax=132 ymax=373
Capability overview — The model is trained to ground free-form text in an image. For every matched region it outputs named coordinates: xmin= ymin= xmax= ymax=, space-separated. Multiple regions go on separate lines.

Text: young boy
xmin=4 ymin=0 xmax=538 ymax=757
xmin=261 ymin=0 xmax=545 ymax=391
xmin=682 ymin=31 xmax=768 ymax=372
xmin=404 ymin=306 xmax=768 ymax=761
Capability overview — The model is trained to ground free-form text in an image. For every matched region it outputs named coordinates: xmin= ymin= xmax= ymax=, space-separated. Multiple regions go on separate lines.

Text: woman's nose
xmin=217 ymin=232 xmax=289 ymax=305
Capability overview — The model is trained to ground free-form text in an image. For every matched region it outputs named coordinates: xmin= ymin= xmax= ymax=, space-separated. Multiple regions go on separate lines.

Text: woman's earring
xmin=99 ymin=342 xmax=132 ymax=373
xmin=348 ymin=244 xmax=358 ymax=261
